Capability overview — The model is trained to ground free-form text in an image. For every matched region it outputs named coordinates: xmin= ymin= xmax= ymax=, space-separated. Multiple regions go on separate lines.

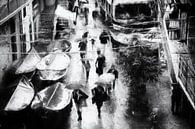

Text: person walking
xmin=72 ymin=89 xmax=88 ymax=121
xmin=90 ymin=38 xmax=95 ymax=50
xmin=95 ymin=49 xmax=106 ymax=76
xmin=81 ymin=57 xmax=91 ymax=81
xmin=83 ymin=6 xmax=89 ymax=25
xmin=78 ymin=35 xmax=88 ymax=58
xmin=171 ymin=83 xmax=181 ymax=115
xmin=99 ymin=30 xmax=110 ymax=54
xmin=92 ymin=7 xmax=99 ymax=28
xmin=91 ymin=85 xmax=109 ymax=118
xmin=107 ymin=64 xmax=118 ymax=90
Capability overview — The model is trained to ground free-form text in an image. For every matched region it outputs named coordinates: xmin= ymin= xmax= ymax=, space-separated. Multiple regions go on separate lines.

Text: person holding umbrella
xmin=107 ymin=64 xmax=118 ymax=90
xmin=72 ymin=89 xmax=88 ymax=121
xmin=91 ymin=85 xmax=109 ymax=118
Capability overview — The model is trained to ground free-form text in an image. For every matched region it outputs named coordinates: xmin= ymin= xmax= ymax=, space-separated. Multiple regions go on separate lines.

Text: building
xmin=0 ymin=0 xmax=57 ymax=85
xmin=159 ymin=0 xmax=195 ymax=128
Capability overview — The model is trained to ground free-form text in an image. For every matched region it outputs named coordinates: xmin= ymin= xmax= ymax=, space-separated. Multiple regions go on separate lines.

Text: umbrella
xmin=95 ymin=73 xmax=115 ymax=86
xmin=4 ymin=76 xmax=35 ymax=111
xmin=31 ymin=82 xmax=72 ymax=111
xmin=15 ymin=47 xmax=41 ymax=74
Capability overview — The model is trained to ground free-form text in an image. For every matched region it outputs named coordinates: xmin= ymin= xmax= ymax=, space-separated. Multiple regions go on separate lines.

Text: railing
xmin=178 ymin=55 xmax=195 ymax=106
xmin=0 ymin=0 xmax=29 ymax=24
xmin=165 ymin=18 xmax=188 ymax=40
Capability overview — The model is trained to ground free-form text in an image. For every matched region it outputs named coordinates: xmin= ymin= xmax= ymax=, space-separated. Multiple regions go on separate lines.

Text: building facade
xmin=0 ymin=0 xmax=54 ymax=84
xmin=159 ymin=0 xmax=195 ymax=128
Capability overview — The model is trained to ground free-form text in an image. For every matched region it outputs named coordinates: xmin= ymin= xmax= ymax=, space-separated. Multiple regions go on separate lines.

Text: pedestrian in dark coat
xmin=99 ymin=30 xmax=110 ymax=45
xmin=99 ymin=30 xmax=110 ymax=54
xmin=95 ymin=49 xmax=106 ymax=76
xmin=107 ymin=64 xmax=118 ymax=90
xmin=81 ymin=58 xmax=91 ymax=81
xmin=72 ymin=89 xmax=88 ymax=121
xmin=171 ymin=83 xmax=181 ymax=115
xmin=78 ymin=39 xmax=87 ymax=58
xmin=90 ymin=38 xmax=95 ymax=50
xmin=91 ymin=85 xmax=109 ymax=118
xmin=84 ymin=7 xmax=89 ymax=25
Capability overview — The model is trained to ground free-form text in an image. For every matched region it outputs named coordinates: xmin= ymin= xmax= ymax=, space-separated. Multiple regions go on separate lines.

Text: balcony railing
xmin=178 ymin=55 xmax=195 ymax=107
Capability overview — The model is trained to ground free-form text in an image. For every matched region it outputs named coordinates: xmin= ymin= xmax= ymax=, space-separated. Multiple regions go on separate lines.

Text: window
xmin=115 ymin=4 xmax=152 ymax=20
xmin=23 ymin=7 xmax=26 ymax=17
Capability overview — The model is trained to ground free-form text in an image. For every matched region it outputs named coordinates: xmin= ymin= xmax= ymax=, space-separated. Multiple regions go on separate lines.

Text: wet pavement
xmin=0 ymin=0 xmax=191 ymax=129
xmin=63 ymin=0 xmax=190 ymax=129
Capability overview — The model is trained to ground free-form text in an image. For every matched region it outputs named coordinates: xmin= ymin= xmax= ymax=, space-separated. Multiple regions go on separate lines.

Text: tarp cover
xmin=15 ymin=47 xmax=41 ymax=74
xmin=36 ymin=50 xmax=70 ymax=70
xmin=63 ymin=59 xmax=86 ymax=89
xmin=95 ymin=73 xmax=115 ymax=86
xmin=31 ymin=82 xmax=72 ymax=111
xmin=4 ymin=76 xmax=34 ymax=111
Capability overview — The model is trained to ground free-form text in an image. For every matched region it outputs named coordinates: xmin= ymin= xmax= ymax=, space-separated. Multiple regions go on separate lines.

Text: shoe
xmin=98 ymin=113 xmax=101 ymax=118
xmin=78 ymin=117 xmax=82 ymax=121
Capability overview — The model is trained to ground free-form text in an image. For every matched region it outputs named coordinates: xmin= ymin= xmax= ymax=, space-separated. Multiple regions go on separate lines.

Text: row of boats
xmin=0 ymin=45 xmax=86 ymax=129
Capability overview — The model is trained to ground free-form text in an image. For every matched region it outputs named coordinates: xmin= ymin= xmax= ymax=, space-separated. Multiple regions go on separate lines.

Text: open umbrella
xmin=95 ymin=73 xmax=115 ymax=87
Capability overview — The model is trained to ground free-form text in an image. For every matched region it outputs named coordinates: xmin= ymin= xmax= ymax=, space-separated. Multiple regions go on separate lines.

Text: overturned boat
xmin=15 ymin=47 xmax=41 ymax=75
xmin=29 ymin=82 xmax=73 ymax=129
xmin=31 ymin=82 xmax=72 ymax=111
xmin=0 ymin=76 xmax=35 ymax=129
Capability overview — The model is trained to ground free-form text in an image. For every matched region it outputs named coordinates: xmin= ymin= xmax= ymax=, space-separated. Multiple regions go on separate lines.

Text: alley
xmin=0 ymin=0 xmax=193 ymax=129
xmin=64 ymin=1 xmax=130 ymax=128
xmin=59 ymin=0 xmax=189 ymax=129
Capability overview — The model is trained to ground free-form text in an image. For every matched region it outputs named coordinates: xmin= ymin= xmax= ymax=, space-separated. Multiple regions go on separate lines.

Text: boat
xmin=36 ymin=50 xmax=71 ymax=81
xmin=29 ymin=82 xmax=73 ymax=129
xmin=31 ymin=82 xmax=72 ymax=111
xmin=0 ymin=76 xmax=35 ymax=129
xmin=15 ymin=47 xmax=41 ymax=74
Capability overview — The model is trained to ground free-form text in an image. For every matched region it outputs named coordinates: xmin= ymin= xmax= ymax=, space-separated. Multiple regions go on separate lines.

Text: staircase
xmin=35 ymin=5 xmax=56 ymax=53
xmin=38 ymin=5 xmax=56 ymax=40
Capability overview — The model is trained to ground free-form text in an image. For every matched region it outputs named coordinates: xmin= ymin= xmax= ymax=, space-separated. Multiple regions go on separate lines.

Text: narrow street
xmin=65 ymin=1 xmax=130 ymax=128
xmin=57 ymin=1 xmax=189 ymax=129
xmin=0 ymin=0 xmax=193 ymax=129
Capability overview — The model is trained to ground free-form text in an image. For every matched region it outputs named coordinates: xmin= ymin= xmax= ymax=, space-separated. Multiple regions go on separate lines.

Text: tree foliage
xmin=118 ymin=45 xmax=161 ymax=84
xmin=117 ymin=42 xmax=162 ymax=114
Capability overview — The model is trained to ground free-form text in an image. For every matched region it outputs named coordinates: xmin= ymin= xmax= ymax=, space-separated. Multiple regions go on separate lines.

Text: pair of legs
xmin=96 ymin=67 xmax=103 ymax=76
xmin=75 ymin=103 xmax=82 ymax=121
xmin=171 ymin=97 xmax=180 ymax=114
xmin=86 ymin=70 xmax=89 ymax=81
xmin=96 ymin=102 xmax=103 ymax=118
